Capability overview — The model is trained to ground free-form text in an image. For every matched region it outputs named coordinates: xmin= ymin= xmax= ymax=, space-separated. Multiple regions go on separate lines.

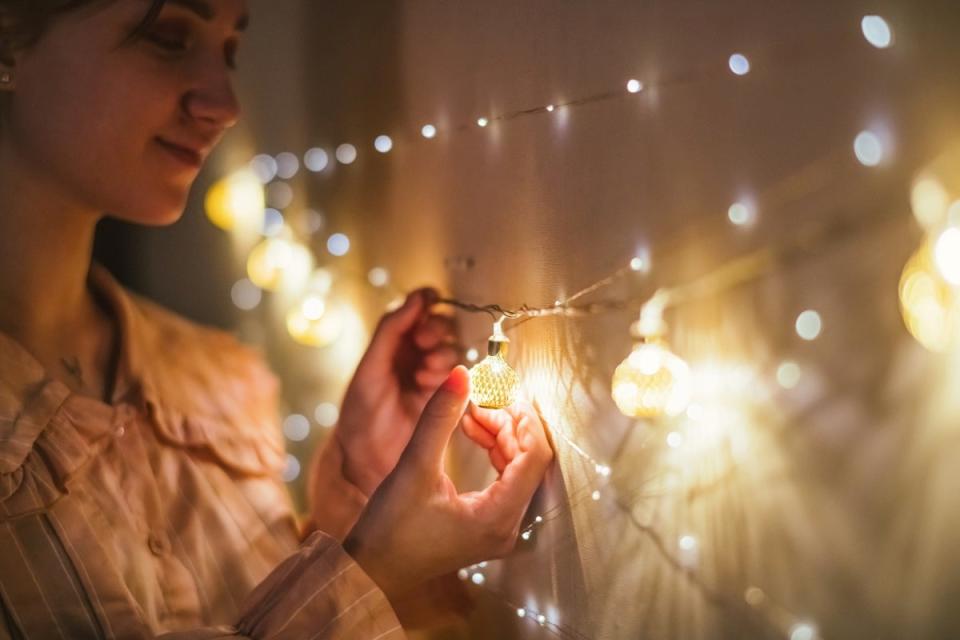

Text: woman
xmin=0 ymin=0 xmax=554 ymax=637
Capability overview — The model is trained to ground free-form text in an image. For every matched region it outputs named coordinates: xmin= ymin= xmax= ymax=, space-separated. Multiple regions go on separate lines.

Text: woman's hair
xmin=0 ymin=0 xmax=167 ymax=64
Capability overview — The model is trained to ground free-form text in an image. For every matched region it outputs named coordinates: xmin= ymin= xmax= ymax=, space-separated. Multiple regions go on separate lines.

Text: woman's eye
xmin=145 ymin=24 xmax=192 ymax=54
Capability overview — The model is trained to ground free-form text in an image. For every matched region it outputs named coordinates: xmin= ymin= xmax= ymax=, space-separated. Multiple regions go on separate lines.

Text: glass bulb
xmin=899 ymin=237 xmax=959 ymax=352
xmin=205 ymin=169 xmax=265 ymax=232
xmin=612 ymin=339 xmax=691 ymax=418
xmin=469 ymin=321 xmax=520 ymax=409
xmin=246 ymin=237 xmax=313 ymax=292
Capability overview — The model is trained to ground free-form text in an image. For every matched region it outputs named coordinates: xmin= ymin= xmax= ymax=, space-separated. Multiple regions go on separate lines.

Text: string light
xmin=335 ymin=143 xmax=357 ymax=164
xmin=275 ymin=152 xmax=299 ymax=179
xmin=230 ymin=278 xmax=262 ymax=311
xmin=208 ymin=22 xmax=909 ymax=635
xmin=911 ymin=176 xmax=950 ymax=230
xmin=286 ymin=296 xmax=344 ymax=347
xmin=611 ymin=293 xmax=692 ymax=419
xmin=204 ymin=169 xmax=265 ymax=232
xmin=246 ymin=237 xmax=313 ymax=292
xmin=861 ymin=15 xmax=893 ymax=49
xmin=367 ymin=267 xmax=390 ymax=287
xmin=282 ymin=414 xmax=311 ymax=442
xmin=934 ymin=227 xmax=960 ymax=284
xmin=899 ymin=236 xmax=958 ymax=352
xmin=327 ymin=233 xmax=351 ymax=257
xmin=281 ymin=454 xmax=301 ymax=482
xmin=795 ymin=310 xmax=822 ymax=341
xmin=314 ymin=402 xmax=339 ymax=428
xmin=465 ymin=347 xmax=480 ymax=363
xmin=853 ymin=130 xmax=885 ymax=166
xmin=728 ymin=53 xmax=750 ymax=75
xmin=374 ymin=135 xmax=393 ymax=153
xmin=469 ymin=318 xmax=520 ymax=409
xmin=776 ymin=361 xmax=802 ymax=389
xmin=249 ymin=154 xmax=278 ymax=183
xmin=727 ymin=201 xmax=754 ymax=226
xmin=266 ymin=181 xmax=294 ymax=209
xmin=304 ymin=147 xmax=330 ymax=172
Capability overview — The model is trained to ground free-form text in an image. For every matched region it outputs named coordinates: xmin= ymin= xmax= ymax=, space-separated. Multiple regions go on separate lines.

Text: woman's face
xmin=3 ymin=0 xmax=247 ymax=225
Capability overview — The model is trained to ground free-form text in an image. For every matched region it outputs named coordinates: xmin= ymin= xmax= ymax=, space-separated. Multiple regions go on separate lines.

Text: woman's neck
xmin=0 ymin=146 xmax=117 ymax=400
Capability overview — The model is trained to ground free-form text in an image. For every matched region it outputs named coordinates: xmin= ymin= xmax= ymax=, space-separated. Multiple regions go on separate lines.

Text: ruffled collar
xmin=0 ymin=264 xmax=284 ymax=495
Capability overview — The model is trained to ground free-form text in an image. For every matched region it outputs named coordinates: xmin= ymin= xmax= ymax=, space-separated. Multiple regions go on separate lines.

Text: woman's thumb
xmin=403 ymin=366 xmax=471 ymax=471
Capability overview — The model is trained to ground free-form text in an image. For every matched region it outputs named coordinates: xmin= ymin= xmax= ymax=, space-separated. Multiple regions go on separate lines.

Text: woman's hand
xmin=329 ymin=288 xmax=460 ymax=496
xmin=343 ymin=366 xmax=554 ymax=602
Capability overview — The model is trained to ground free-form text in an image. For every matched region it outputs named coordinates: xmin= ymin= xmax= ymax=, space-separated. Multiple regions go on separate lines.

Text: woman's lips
xmin=155 ymin=137 xmax=203 ymax=169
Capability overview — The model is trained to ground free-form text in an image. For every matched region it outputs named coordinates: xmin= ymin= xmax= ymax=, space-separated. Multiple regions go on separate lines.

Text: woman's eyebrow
xmin=165 ymin=0 xmax=249 ymax=32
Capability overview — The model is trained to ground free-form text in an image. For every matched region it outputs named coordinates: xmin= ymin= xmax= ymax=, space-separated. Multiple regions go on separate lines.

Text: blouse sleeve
xmin=158 ymin=532 xmax=404 ymax=640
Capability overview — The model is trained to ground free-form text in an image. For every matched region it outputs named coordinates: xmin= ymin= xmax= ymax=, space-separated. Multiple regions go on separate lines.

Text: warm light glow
xmin=934 ymin=227 xmax=960 ymax=285
xmin=367 ymin=267 xmax=390 ymax=287
xmin=286 ymin=298 xmax=345 ymax=348
xmin=911 ymin=176 xmax=950 ymax=230
xmin=204 ymin=169 xmax=266 ymax=233
xmin=477 ymin=117 xmax=489 ymax=127
xmin=466 ymin=348 xmax=479 ymax=363
xmin=861 ymin=15 xmax=893 ymax=49
xmin=626 ymin=78 xmax=643 ymax=93
xmin=335 ymin=143 xmax=357 ymax=164
xmin=374 ymin=135 xmax=393 ymax=153
xmin=546 ymin=104 xmax=555 ymax=112
xmin=612 ymin=340 xmax=692 ymax=418
xmin=728 ymin=53 xmax=750 ymax=75
xmin=421 ymin=124 xmax=437 ymax=138
xmin=469 ymin=322 xmax=520 ymax=409
xmin=776 ymin=361 xmax=802 ymax=389
xmin=246 ymin=237 xmax=313 ymax=292
xmin=795 ymin=310 xmax=822 ymax=341
xmin=666 ymin=431 xmax=684 ymax=448
xmin=854 ymin=130 xmax=884 ymax=167
xmin=900 ymin=238 xmax=959 ymax=352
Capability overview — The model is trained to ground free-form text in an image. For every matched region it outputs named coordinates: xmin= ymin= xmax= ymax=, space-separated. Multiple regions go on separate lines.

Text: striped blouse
xmin=0 ymin=266 xmax=404 ymax=639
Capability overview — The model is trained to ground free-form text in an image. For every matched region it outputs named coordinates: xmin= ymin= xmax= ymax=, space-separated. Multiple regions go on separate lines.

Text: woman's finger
xmin=422 ymin=345 xmax=461 ymax=371
xmin=469 ymin=404 xmax=513 ymax=436
xmin=413 ymin=314 xmax=458 ymax=350
xmin=461 ymin=413 xmax=497 ymax=449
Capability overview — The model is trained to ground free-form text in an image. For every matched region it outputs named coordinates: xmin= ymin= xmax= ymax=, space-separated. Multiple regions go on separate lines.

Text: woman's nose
xmin=182 ymin=68 xmax=241 ymax=130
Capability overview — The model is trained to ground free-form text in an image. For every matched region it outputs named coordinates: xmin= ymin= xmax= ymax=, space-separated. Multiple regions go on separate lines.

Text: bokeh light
xmin=246 ymin=237 xmax=314 ymax=292
xmin=204 ymin=169 xmax=265 ymax=233
xmin=728 ymin=53 xmax=750 ymax=75
xmin=854 ymin=130 xmax=885 ymax=166
xmin=335 ymin=144 xmax=357 ymax=164
xmin=374 ymin=135 xmax=393 ymax=153
xmin=327 ymin=233 xmax=351 ymax=257
xmin=861 ymin=15 xmax=893 ymax=49
xmin=304 ymin=148 xmax=329 ymax=172
xmin=795 ymin=310 xmax=823 ymax=341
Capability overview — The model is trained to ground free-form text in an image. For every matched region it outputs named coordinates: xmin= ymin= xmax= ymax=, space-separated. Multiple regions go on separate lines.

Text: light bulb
xmin=205 ymin=169 xmax=265 ymax=232
xmin=246 ymin=237 xmax=313 ymax=292
xmin=286 ymin=296 xmax=345 ymax=347
xmin=468 ymin=320 xmax=520 ymax=409
xmin=612 ymin=296 xmax=691 ymax=418
xmin=899 ymin=237 xmax=959 ymax=352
